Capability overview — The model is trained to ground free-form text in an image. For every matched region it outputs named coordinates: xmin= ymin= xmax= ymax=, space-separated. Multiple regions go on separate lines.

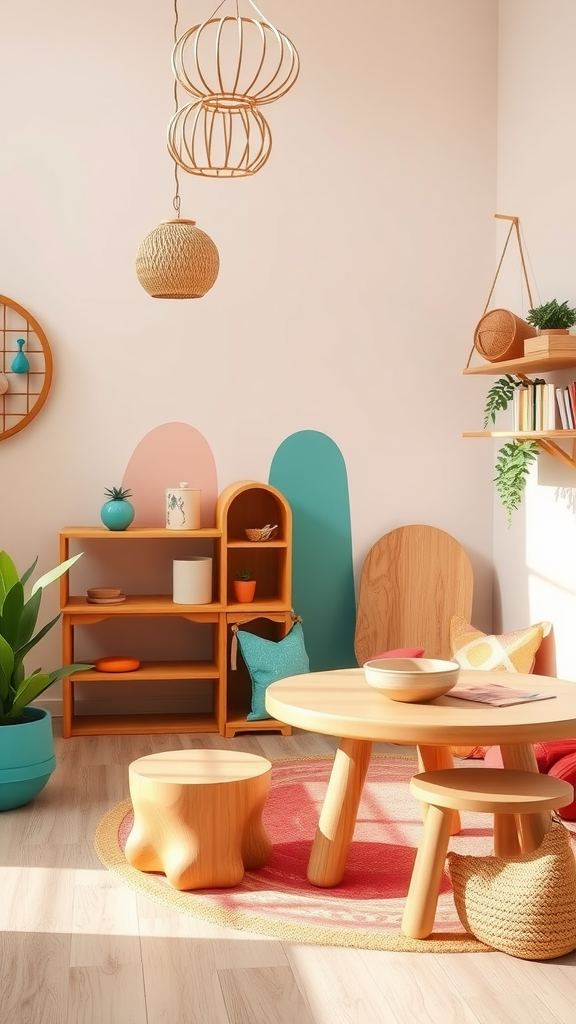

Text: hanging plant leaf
xmin=483 ymin=375 xmax=546 ymax=428
xmin=494 ymin=440 xmax=539 ymax=526
xmin=483 ymin=375 xmax=520 ymax=427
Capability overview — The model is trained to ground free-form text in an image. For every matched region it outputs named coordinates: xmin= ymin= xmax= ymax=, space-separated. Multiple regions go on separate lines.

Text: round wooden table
xmin=265 ymin=668 xmax=576 ymax=887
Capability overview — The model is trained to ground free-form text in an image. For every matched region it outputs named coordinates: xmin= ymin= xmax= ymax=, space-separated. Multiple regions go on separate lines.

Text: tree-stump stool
xmin=124 ymin=749 xmax=272 ymax=890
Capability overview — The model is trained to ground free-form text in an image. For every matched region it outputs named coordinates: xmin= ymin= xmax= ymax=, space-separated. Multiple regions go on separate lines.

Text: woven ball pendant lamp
xmin=135 ymin=219 xmax=220 ymax=299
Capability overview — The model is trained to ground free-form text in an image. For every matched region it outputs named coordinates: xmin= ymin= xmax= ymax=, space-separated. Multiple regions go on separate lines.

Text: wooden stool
xmin=124 ymin=749 xmax=272 ymax=890
xmin=401 ymin=767 xmax=573 ymax=939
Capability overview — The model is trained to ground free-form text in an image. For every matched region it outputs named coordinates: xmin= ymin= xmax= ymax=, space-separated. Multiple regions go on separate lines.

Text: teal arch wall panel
xmin=269 ymin=430 xmax=357 ymax=671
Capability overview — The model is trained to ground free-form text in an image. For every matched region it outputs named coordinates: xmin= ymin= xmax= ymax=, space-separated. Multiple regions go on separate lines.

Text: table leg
xmin=499 ymin=742 xmax=551 ymax=854
xmin=401 ymin=802 xmax=453 ymax=939
xmin=417 ymin=745 xmax=461 ymax=835
xmin=307 ymin=737 xmax=372 ymax=888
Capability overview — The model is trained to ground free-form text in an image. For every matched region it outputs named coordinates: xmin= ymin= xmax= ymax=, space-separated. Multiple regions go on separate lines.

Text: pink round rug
xmin=95 ymin=754 xmax=497 ymax=952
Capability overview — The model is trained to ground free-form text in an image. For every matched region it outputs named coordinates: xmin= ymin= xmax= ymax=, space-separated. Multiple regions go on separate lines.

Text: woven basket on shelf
xmin=473 ymin=308 xmax=537 ymax=363
xmin=135 ymin=219 xmax=220 ymax=299
xmin=245 ymin=525 xmax=278 ymax=542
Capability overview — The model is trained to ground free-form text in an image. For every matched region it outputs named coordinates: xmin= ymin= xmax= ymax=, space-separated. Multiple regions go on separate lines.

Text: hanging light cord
xmin=172 ymin=0 xmax=181 ymax=217
xmin=170 ymin=0 xmax=273 ymax=204
xmin=170 ymin=0 xmax=237 ymax=215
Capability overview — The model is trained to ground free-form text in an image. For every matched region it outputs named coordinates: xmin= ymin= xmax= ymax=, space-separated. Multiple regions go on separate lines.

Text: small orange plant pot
xmin=233 ymin=579 xmax=256 ymax=603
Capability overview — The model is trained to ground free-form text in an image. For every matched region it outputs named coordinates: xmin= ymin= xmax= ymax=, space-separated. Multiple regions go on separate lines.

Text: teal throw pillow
xmin=235 ymin=621 xmax=310 ymax=722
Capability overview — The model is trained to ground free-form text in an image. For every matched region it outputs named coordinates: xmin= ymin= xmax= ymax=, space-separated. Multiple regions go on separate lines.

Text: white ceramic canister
xmin=166 ymin=482 xmax=201 ymax=530
xmin=172 ymin=556 xmax=213 ymax=604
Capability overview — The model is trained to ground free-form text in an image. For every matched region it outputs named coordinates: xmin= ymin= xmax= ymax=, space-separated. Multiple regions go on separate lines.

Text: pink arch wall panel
xmin=122 ymin=422 xmax=218 ymax=527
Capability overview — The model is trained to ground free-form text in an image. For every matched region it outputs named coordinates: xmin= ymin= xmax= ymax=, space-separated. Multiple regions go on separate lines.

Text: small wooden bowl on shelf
xmin=245 ymin=525 xmax=278 ymax=542
xmin=86 ymin=587 xmax=126 ymax=605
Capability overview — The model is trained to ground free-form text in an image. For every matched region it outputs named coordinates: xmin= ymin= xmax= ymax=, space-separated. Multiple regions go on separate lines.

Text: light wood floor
xmin=1 ymin=721 xmax=576 ymax=1024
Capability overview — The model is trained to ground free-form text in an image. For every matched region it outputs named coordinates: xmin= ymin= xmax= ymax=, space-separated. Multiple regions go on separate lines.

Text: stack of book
xmin=512 ymin=381 xmax=576 ymax=431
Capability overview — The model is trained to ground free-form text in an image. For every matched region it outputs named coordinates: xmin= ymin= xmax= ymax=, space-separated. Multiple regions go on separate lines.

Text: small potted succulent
xmin=526 ymin=299 xmax=576 ymax=335
xmin=233 ymin=568 xmax=256 ymax=603
xmin=100 ymin=485 xmax=135 ymax=531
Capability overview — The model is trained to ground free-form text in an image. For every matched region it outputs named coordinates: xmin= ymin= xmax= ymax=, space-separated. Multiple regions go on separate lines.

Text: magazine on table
xmin=452 ymin=683 xmax=556 ymax=707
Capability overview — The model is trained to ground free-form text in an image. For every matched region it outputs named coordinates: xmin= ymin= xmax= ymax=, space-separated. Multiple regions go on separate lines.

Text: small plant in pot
xmin=0 ymin=550 xmax=93 ymax=810
xmin=234 ymin=568 xmax=257 ymax=603
xmin=101 ymin=486 xmax=135 ymax=531
xmin=526 ymin=299 xmax=576 ymax=334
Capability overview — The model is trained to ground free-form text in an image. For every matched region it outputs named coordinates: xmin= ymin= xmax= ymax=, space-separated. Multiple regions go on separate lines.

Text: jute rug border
xmin=93 ymin=753 xmax=491 ymax=953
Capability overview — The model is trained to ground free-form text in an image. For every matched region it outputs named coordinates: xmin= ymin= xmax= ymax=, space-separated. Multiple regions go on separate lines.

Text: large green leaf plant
xmin=0 ymin=550 xmax=92 ymax=725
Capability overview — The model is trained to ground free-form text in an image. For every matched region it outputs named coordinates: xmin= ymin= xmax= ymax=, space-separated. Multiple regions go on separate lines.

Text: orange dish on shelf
xmin=94 ymin=657 xmax=140 ymax=673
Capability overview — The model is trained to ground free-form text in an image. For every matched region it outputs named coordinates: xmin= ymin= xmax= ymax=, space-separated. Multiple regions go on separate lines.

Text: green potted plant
xmin=526 ymin=299 xmax=576 ymax=334
xmin=234 ymin=567 xmax=257 ymax=603
xmin=0 ymin=549 xmax=92 ymax=810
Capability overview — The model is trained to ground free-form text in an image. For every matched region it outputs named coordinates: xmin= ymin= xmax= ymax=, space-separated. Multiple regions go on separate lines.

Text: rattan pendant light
xmin=167 ymin=0 xmax=300 ymax=178
xmin=135 ymin=215 xmax=219 ymax=299
xmin=135 ymin=0 xmax=220 ymax=299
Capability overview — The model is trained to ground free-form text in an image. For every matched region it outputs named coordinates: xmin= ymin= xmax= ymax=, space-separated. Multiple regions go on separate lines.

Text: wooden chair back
xmin=354 ymin=524 xmax=474 ymax=666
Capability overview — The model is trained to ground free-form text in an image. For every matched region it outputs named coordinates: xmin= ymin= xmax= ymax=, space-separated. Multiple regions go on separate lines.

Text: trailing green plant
xmin=236 ymin=567 xmax=254 ymax=581
xmin=0 ymin=550 xmax=92 ymax=725
xmin=483 ymin=376 xmax=546 ymax=524
xmin=483 ymin=374 xmax=545 ymax=427
xmin=526 ymin=299 xmax=576 ymax=331
xmin=494 ymin=440 xmax=539 ymax=527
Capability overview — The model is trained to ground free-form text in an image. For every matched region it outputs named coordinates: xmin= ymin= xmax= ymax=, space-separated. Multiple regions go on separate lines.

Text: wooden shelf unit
xmin=463 ymin=354 xmax=576 ymax=469
xmin=59 ymin=482 xmax=294 ymax=738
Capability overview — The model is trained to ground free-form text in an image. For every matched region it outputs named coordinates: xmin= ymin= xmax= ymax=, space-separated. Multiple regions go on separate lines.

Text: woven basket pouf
xmin=447 ymin=820 xmax=576 ymax=960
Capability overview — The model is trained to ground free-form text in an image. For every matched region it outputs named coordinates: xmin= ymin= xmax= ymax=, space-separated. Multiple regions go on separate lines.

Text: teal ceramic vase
xmin=11 ymin=338 xmax=30 ymax=374
xmin=100 ymin=498 xmax=135 ymax=531
xmin=0 ymin=707 xmax=56 ymax=811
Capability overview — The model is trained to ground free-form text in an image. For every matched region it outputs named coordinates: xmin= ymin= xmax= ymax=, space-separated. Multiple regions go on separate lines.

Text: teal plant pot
xmin=101 ymin=498 xmax=135 ymax=531
xmin=0 ymin=707 xmax=56 ymax=811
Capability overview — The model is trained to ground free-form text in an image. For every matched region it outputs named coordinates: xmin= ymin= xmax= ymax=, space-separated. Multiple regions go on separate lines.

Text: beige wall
xmin=493 ymin=0 xmax=576 ymax=679
xmin=0 ymin=0 xmax=498 ymax=708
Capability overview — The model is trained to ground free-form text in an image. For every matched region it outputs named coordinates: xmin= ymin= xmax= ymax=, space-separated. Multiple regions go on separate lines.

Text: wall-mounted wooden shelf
xmin=464 ymin=353 xmax=576 ymax=376
xmin=463 ymin=430 xmax=576 ymax=469
xmin=463 ymin=355 xmax=576 ymax=469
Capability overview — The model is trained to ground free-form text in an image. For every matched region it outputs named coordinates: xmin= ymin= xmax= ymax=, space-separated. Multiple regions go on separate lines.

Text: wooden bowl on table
xmin=363 ymin=658 xmax=460 ymax=703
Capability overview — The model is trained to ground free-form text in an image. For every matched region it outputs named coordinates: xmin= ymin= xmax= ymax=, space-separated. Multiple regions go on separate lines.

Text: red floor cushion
xmin=548 ymin=752 xmax=576 ymax=821
xmin=484 ymin=739 xmax=576 ymax=773
xmin=533 ymin=739 xmax=576 ymax=773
